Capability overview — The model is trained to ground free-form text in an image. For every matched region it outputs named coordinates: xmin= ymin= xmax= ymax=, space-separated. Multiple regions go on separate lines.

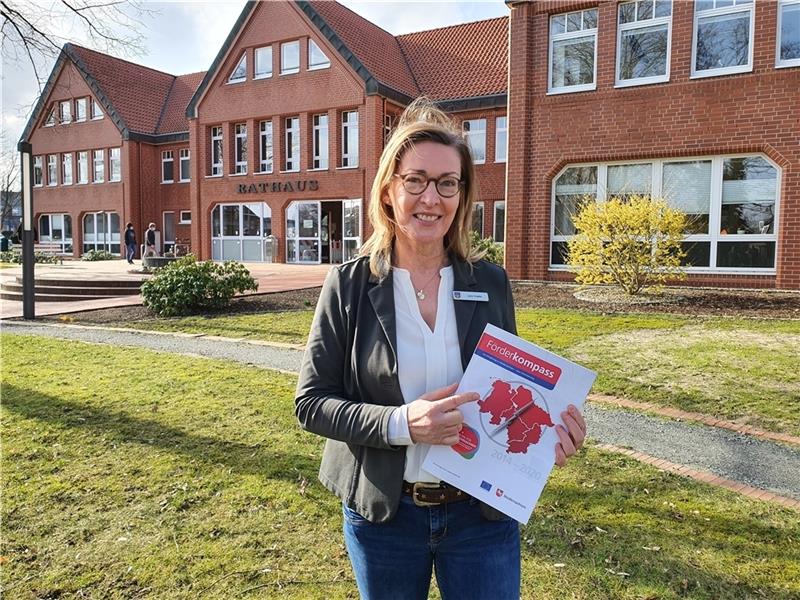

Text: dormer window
xmin=228 ymin=53 xmax=247 ymax=83
xmin=281 ymin=41 xmax=300 ymax=75
xmin=255 ymin=46 xmax=272 ymax=78
xmin=308 ymin=39 xmax=330 ymax=70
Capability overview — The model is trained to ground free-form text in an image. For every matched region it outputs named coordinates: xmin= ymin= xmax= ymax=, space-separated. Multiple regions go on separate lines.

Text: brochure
xmin=421 ymin=323 xmax=597 ymax=524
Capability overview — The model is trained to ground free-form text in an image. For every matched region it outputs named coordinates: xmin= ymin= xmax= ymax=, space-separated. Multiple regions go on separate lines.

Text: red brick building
xmin=506 ymin=0 xmax=800 ymax=289
xmin=21 ymin=0 xmax=508 ymax=265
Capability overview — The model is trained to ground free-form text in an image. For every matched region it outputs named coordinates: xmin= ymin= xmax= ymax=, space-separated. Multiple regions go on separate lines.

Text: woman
xmin=295 ymin=99 xmax=586 ymax=600
xmin=124 ymin=222 xmax=136 ymax=264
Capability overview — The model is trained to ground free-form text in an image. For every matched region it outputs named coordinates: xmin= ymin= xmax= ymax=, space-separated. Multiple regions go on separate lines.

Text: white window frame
xmin=312 ymin=114 xmax=329 ymax=170
xmin=211 ymin=126 xmax=223 ymax=176
xmin=549 ymin=155 xmax=780 ymax=274
xmin=75 ymin=97 xmax=87 ymax=122
xmin=308 ymin=39 xmax=330 ymax=70
xmin=259 ymin=120 xmax=273 ymax=174
xmin=34 ymin=156 xmax=43 ymax=187
xmin=548 ymin=8 xmax=599 ymax=94
xmin=38 ymin=213 xmax=73 ymax=254
xmin=109 ymin=147 xmax=121 ymax=182
xmin=77 ymin=151 xmax=88 ymax=184
xmin=59 ymin=100 xmax=71 ymax=124
xmin=179 ymin=210 xmax=192 ymax=224
xmin=494 ymin=116 xmax=507 ymax=163
xmin=341 ymin=111 xmax=359 ymax=168
xmin=179 ymin=148 xmax=190 ymax=182
xmin=615 ymin=0 xmax=673 ymax=87
xmin=234 ymin=123 xmax=247 ymax=175
xmin=777 ymin=0 xmax=800 ymax=68
xmin=44 ymin=107 xmax=56 ymax=127
xmin=691 ymin=0 xmax=755 ymax=79
xmin=92 ymin=149 xmax=104 ymax=183
xmin=284 ymin=116 xmax=300 ymax=172
xmin=62 ymin=153 xmax=73 ymax=185
xmin=255 ymin=46 xmax=273 ymax=79
xmin=161 ymin=150 xmax=174 ymax=183
xmin=493 ymin=201 xmax=506 ymax=244
xmin=228 ymin=52 xmax=247 ymax=84
xmin=281 ymin=40 xmax=300 ymax=75
xmin=462 ymin=119 xmax=486 ymax=165
xmin=47 ymin=155 xmax=57 ymax=186
xmin=91 ymin=98 xmax=103 ymax=120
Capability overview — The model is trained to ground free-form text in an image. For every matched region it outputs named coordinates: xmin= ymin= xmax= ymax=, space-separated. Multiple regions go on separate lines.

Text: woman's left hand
xmin=555 ymin=404 xmax=587 ymax=467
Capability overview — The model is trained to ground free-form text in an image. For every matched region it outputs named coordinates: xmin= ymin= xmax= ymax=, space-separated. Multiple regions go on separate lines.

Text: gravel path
xmin=4 ymin=321 xmax=799 ymax=500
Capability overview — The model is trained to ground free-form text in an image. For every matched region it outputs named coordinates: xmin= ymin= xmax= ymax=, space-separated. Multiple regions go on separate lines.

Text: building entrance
xmin=286 ymin=199 xmax=361 ymax=264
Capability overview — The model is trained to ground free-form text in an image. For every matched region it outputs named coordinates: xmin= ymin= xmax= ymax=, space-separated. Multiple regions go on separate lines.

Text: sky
xmin=1 ymin=0 xmax=510 ymax=150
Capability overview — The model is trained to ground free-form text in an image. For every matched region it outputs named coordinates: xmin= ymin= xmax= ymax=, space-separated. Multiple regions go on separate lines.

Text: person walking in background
xmin=144 ymin=223 xmax=157 ymax=258
xmin=124 ymin=222 xmax=137 ymax=264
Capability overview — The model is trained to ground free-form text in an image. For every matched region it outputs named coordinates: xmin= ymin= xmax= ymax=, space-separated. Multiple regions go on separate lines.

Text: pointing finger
xmin=436 ymin=392 xmax=479 ymax=412
xmin=420 ymin=382 xmax=459 ymax=401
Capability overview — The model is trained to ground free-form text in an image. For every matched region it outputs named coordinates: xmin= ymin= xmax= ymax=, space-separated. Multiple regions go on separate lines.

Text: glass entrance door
xmin=163 ymin=212 xmax=175 ymax=254
xmin=211 ymin=202 xmax=273 ymax=262
xmin=342 ymin=199 xmax=362 ymax=262
xmin=286 ymin=201 xmax=320 ymax=264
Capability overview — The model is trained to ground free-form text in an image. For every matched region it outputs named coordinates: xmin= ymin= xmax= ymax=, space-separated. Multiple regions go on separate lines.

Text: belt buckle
xmin=412 ymin=482 xmax=443 ymax=507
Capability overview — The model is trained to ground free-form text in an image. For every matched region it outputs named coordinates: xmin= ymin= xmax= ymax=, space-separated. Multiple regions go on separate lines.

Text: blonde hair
xmin=360 ymin=97 xmax=482 ymax=278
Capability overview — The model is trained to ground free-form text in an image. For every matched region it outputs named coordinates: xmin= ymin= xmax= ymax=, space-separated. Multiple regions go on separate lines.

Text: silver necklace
xmin=413 ymin=269 xmax=441 ymax=301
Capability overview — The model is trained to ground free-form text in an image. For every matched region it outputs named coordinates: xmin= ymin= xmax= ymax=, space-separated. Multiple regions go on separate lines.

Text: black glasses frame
xmin=393 ymin=173 xmax=464 ymax=198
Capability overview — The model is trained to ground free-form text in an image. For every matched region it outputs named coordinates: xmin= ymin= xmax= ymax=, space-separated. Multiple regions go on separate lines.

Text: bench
xmin=33 ymin=242 xmax=65 ymax=264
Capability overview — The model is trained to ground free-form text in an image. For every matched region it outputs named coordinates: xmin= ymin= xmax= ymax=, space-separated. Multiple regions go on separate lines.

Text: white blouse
xmin=388 ymin=266 xmax=464 ymax=483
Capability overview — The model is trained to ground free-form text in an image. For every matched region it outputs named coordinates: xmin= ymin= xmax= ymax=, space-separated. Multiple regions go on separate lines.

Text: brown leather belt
xmin=402 ymin=481 xmax=470 ymax=507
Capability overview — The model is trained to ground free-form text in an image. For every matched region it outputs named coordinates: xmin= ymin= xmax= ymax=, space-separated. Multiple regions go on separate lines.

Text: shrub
xmin=469 ymin=231 xmax=504 ymax=266
xmin=0 ymin=250 xmax=61 ymax=264
xmin=81 ymin=249 xmax=116 ymax=261
xmin=141 ymin=255 xmax=258 ymax=317
xmin=566 ymin=194 xmax=687 ymax=295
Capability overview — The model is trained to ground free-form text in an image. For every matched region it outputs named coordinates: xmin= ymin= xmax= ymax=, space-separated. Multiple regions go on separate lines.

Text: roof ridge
xmin=68 ymin=43 xmax=177 ymax=78
xmin=154 ymin=75 xmax=179 ymax=135
xmin=396 ymin=15 xmax=508 ymax=39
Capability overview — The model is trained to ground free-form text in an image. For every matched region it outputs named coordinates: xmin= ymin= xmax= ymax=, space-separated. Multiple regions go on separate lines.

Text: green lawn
xmin=2 ymin=334 xmax=798 ymax=599
xmin=94 ymin=307 xmax=800 ymax=435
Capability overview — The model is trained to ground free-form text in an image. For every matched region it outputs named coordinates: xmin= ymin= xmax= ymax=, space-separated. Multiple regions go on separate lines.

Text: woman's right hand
xmin=407 ymin=383 xmax=479 ymax=446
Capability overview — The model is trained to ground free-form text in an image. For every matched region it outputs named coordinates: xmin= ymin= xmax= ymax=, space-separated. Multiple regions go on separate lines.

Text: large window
xmin=259 ymin=120 xmax=273 ymax=173
xmin=47 ymin=155 xmax=57 ymax=186
xmin=75 ymin=98 xmax=87 ymax=122
xmin=617 ymin=0 xmax=672 ymax=86
xmin=61 ymin=153 xmax=72 ymax=185
xmin=281 ymin=41 xmax=300 ymax=75
xmin=692 ymin=0 xmax=754 ymax=78
xmin=83 ymin=212 xmax=120 ymax=255
xmin=34 ymin=156 xmax=43 ymax=187
xmin=308 ymin=39 xmax=330 ymax=70
xmin=92 ymin=150 xmax=104 ymax=183
xmin=235 ymin=123 xmax=247 ymax=174
xmin=313 ymin=114 xmax=329 ymax=169
xmin=462 ymin=119 xmax=486 ymax=164
xmin=109 ymin=148 xmax=121 ymax=182
xmin=179 ymin=149 xmax=190 ymax=182
xmin=494 ymin=201 xmax=506 ymax=243
xmin=341 ymin=111 xmax=358 ymax=168
xmin=255 ymin=46 xmax=272 ymax=78
xmin=495 ymin=116 xmax=507 ymax=163
xmin=77 ymin=151 xmax=88 ymax=184
xmin=162 ymin=150 xmax=174 ymax=183
xmin=550 ymin=156 xmax=780 ymax=271
xmin=228 ymin=53 xmax=246 ymax=83
xmin=211 ymin=203 xmax=273 ymax=262
xmin=778 ymin=0 xmax=800 ymax=67
xmin=285 ymin=117 xmax=300 ymax=172
xmin=549 ymin=8 xmax=598 ymax=93
xmin=211 ymin=126 xmax=223 ymax=176
xmin=38 ymin=214 xmax=73 ymax=254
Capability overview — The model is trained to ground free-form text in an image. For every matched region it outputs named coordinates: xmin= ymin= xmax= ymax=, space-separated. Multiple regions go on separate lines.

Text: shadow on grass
xmin=2 ymin=383 xmax=319 ymax=482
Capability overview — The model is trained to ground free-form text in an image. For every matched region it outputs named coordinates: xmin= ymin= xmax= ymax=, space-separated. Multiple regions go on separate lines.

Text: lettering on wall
xmin=236 ymin=180 xmax=319 ymax=194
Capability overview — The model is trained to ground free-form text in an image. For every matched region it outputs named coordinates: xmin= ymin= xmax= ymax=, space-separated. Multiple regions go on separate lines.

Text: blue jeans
xmin=343 ymin=495 xmax=520 ymax=600
xmin=126 ymin=243 xmax=136 ymax=262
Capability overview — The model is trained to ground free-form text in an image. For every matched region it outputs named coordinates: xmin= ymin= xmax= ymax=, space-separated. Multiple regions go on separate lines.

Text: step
xmin=14 ymin=276 xmax=143 ymax=288
xmin=0 ymin=283 xmax=141 ymax=296
xmin=1 ymin=291 xmax=122 ymax=302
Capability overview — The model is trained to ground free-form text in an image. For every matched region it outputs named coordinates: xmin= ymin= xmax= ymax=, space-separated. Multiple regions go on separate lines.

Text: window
xmin=495 ymin=116 xmax=507 ymax=163
xmin=75 ymin=98 xmax=87 ymax=122
xmin=308 ymin=39 xmax=330 ymax=70
xmin=211 ymin=126 xmax=223 ymax=176
xmin=284 ymin=116 xmax=300 ymax=171
xmin=259 ymin=120 xmax=273 ymax=173
xmin=617 ymin=0 xmax=672 ymax=86
xmin=313 ymin=114 xmax=329 ymax=169
xmin=91 ymin=98 xmax=103 ymax=119
xmin=109 ymin=148 xmax=121 ymax=182
xmin=77 ymin=151 xmax=88 ymax=184
xmin=463 ymin=119 xmax=486 ymax=164
xmin=341 ymin=111 xmax=359 ymax=168
xmin=384 ymin=114 xmax=395 ymax=144
xmin=607 ymin=163 xmax=652 ymax=201
xmin=778 ymin=0 xmax=800 ymax=67
xmin=162 ymin=150 xmax=174 ymax=183
xmin=179 ymin=149 xmax=190 ymax=182
xmin=44 ymin=107 xmax=55 ymax=127
xmin=47 ymin=155 xmax=57 ymax=186
xmin=234 ymin=123 xmax=247 ymax=174
xmin=180 ymin=210 xmax=192 ymax=224
xmin=692 ymin=0 xmax=755 ymax=78
xmin=228 ymin=53 xmax=247 ymax=83
xmin=255 ymin=46 xmax=272 ymax=78
xmin=59 ymin=100 xmax=71 ymax=124
xmin=92 ymin=149 xmax=104 ymax=183
xmin=472 ymin=202 xmax=484 ymax=236
xmin=62 ymin=153 xmax=73 ymax=185
xmin=662 ymin=160 xmax=712 ymax=234
xmin=281 ymin=41 xmax=300 ymax=74
xmin=83 ymin=212 xmax=120 ymax=255
xmin=38 ymin=214 xmax=73 ymax=253
xmin=34 ymin=156 xmax=43 ymax=187
xmin=549 ymin=8 xmax=598 ymax=93
xmin=494 ymin=202 xmax=506 ymax=243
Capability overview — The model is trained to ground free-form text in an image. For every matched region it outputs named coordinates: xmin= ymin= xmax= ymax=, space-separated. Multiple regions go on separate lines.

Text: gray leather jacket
xmin=295 ymin=255 xmax=517 ymax=523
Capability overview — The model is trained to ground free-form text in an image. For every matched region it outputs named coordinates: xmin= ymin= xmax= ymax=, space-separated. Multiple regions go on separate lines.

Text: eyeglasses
xmin=393 ymin=173 xmax=463 ymax=198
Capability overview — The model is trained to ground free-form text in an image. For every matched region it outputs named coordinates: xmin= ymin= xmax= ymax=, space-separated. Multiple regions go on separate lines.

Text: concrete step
xmin=13 ymin=276 xmax=143 ymax=288
xmin=0 ymin=283 xmax=141 ymax=296
xmin=1 ymin=291 xmax=122 ymax=302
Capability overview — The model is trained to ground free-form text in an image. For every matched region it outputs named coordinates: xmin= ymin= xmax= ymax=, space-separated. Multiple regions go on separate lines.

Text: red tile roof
xmin=397 ymin=17 xmax=508 ymax=101
xmin=156 ymin=71 xmax=207 ymax=134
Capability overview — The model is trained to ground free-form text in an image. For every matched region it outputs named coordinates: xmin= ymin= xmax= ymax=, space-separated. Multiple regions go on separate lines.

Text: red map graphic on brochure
xmin=478 ymin=380 xmax=555 ymax=454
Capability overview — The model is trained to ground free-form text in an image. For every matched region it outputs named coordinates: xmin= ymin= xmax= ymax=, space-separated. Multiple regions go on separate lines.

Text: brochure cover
xmin=422 ymin=323 xmax=597 ymax=524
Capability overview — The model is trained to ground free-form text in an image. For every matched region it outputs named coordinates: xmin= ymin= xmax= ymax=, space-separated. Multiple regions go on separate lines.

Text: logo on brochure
xmin=480 ymin=480 xmax=492 ymax=492
xmin=496 ymin=488 xmax=504 ymax=498
xmin=451 ymin=424 xmax=480 ymax=459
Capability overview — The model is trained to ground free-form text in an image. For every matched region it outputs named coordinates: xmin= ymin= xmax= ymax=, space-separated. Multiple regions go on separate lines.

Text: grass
xmin=90 ymin=307 xmax=800 ymax=436
xmin=2 ymin=334 xmax=799 ymax=599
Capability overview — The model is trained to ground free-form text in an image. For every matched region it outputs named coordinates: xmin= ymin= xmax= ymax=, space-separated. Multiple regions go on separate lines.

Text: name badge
xmin=452 ymin=291 xmax=489 ymax=302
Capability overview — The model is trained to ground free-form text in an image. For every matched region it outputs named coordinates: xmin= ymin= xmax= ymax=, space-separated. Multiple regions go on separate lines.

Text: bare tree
xmin=0 ymin=133 xmax=20 ymax=233
xmin=1 ymin=0 xmax=153 ymax=91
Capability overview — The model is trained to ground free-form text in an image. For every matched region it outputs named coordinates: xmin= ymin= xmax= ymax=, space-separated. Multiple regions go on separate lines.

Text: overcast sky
xmin=1 ymin=0 xmax=509 ymax=149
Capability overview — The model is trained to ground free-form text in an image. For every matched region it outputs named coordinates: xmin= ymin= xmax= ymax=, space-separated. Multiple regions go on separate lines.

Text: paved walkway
xmin=0 ymin=260 xmax=331 ymax=319
xmin=3 ymin=320 xmax=799 ymax=506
